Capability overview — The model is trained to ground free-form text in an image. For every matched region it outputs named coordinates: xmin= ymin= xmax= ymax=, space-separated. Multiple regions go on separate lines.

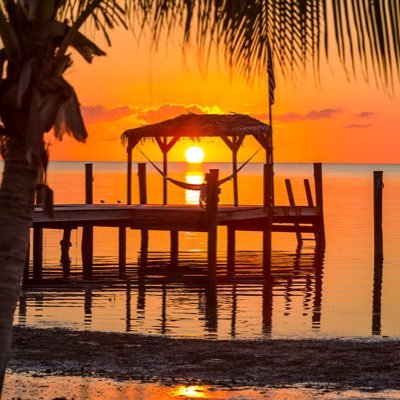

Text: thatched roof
xmin=121 ymin=113 xmax=271 ymax=147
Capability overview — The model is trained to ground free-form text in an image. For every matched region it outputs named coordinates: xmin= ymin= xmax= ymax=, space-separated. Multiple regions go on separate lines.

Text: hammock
xmin=138 ymin=148 xmax=261 ymax=191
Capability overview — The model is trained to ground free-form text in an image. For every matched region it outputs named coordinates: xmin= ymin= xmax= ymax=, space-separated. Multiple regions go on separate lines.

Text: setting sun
xmin=185 ymin=146 xmax=205 ymax=164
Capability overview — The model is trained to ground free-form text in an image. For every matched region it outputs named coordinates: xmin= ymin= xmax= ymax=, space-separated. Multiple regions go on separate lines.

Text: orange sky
xmin=48 ymin=25 xmax=400 ymax=163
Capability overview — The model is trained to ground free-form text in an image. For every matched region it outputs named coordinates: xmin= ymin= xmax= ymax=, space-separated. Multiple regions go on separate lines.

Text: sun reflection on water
xmin=185 ymin=171 xmax=204 ymax=205
xmin=173 ymin=385 xmax=207 ymax=398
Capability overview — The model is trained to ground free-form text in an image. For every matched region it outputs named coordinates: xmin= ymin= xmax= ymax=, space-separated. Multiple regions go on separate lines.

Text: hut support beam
xmin=155 ymin=136 xmax=179 ymax=206
xmin=221 ymin=135 xmax=244 ymax=207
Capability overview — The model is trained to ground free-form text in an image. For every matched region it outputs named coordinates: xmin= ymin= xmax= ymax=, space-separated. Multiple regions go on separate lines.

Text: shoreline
xmin=9 ymin=326 xmax=400 ymax=391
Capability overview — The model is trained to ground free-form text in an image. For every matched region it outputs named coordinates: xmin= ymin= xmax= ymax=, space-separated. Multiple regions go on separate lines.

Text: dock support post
xmin=33 ymin=183 xmax=43 ymax=280
xmin=170 ymin=231 xmax=179 ymax=268
xmin=207 ymin=169 xmax=219 ymax=286
xmin=313 ymin=163 xmax=325 ymax=249
xmin=374 ymin=171 xmax=384 ymax=262
xmin=60 ymin=228 xmax=72 ymax=278
xmin=82 ymin=163 xmax=93 ymax=279
xmin=227 ymin=225 xmax=236 ymax=275
xmin=119 ymin=225 xmax=126 ymax=277
xmin=138 ymin=163 xmax=149 ymax=268
xmin=263 ymin=164 xmax=273 ymax=275
xmin=23 ymin=240 xmax=30 ymax=284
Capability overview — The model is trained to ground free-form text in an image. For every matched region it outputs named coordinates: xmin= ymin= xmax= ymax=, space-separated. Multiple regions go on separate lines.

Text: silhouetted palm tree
xmin=1 ymin=0 xmax=399 ymax=394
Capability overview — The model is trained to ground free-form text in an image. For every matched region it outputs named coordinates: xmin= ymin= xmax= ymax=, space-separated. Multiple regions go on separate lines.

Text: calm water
xmin=12 ymin=161 xmax=400 ymax=339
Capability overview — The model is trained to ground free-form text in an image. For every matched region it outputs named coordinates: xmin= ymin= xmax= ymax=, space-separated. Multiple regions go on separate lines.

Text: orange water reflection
xmin=5 ymin=372 xmax=400 ymax=399
xmin=16 ymin=162 xmax=400 ymax=339
xmin=185 ymin=170 xmax=204 ymax=205
xmin=174 ymin=385 xmax=207 ymax=398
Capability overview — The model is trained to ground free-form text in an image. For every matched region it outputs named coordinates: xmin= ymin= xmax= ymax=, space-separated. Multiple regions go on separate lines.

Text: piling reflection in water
xmin=18 ymin=245 xmax=326 ymax=339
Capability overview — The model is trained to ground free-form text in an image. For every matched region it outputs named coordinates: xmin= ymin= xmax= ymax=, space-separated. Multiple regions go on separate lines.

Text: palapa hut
xmin=121 ymin=113 xmax=273 ymax=206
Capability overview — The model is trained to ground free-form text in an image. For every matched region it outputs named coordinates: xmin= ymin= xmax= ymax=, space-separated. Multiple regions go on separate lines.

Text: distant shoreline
xmin=9 ymin=326 xmax=400 ymax=391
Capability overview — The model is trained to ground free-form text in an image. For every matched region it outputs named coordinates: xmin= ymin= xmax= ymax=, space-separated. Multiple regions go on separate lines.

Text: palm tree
xmin=0 ymin=0 xmax=399 ymax=394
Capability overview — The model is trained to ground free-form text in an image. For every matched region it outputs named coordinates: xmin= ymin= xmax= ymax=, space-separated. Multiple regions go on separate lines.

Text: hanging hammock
xmin=137 ymin=148 xmax=261 ymax=191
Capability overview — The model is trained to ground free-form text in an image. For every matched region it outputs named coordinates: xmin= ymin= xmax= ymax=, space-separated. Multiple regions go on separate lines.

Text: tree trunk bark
xmin=0 ymin=138 xmax=38 ymax=393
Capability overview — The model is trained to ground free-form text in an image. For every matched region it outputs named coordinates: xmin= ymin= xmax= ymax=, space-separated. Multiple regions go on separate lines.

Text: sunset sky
xmin=49 ymin=24 xmax=400 ymax=164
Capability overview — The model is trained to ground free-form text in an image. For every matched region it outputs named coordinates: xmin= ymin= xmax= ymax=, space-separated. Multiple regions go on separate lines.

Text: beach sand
xmin=3 ymin=326 xmax=400 ymax=399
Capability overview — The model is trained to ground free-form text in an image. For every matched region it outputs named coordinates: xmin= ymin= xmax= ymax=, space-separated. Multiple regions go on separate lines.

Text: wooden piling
xmin=374 ymin=171 xmax=384 ymax=262
xmin=372 ymin=171 xmax=384 ymax=334
xmin=313 ymin=163 xmax=325 ymax=248
xmin=82 ymin=225 xmax=93 ymax=279
xmin=23 ymin=240 xmax=30 ymax=284
xmin=138 ymin=163 xmax=149 ymax=268
xmin=33 ymin=180 xmax=43 ymax=280
xmin=85 ymin=163 xmax=93 ymax=205
xmin=207 ymin=170 xmax=219 ymax=285
xmin=285 ymin=179 xmax=303 ymax=245
xmin=82 ymin=163 xmax=93 ymax=279
xmin=263 ymin=164 xmax=273 ymax=274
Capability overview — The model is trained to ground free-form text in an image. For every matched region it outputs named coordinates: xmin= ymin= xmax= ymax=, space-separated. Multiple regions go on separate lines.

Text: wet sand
xmin=7 ymin=326 xmax=400 ymax=393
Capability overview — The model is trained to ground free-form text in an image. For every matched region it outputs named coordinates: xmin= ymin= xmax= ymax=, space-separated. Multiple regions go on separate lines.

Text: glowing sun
xmin=185 ymin=146 xmax=205 ymax=163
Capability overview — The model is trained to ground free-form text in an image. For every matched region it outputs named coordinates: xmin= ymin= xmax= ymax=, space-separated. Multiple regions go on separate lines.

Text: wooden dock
xmin=26 ymin=160 xmax=325 ymax=283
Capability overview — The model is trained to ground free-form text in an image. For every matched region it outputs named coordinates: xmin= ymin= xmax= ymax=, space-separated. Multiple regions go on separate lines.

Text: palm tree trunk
xmin=0 ymin=138 xmax=38 ymax=393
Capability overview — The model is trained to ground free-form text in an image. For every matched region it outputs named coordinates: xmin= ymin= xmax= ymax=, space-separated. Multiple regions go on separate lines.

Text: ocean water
xmin=9 ymin=161 xmax=400 ymax=339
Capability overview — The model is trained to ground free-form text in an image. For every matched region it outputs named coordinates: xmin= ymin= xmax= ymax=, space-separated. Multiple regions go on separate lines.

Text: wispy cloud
xmin=354 ymin=111 xmax=377 ymax=118
xmin=277 ymin=108 xmax=342 ymax=122
xmin=344 ymin=123 xmax=373 ymax=129
xmin=81 ymin=105 xmax=135 ymax=123
xmin=254 ymin=108 xmax=342 ymax=123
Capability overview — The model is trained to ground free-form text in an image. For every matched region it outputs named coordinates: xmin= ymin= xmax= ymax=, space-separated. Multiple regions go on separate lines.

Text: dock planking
xmin=33 ymin=204 xmax=320 ymax=232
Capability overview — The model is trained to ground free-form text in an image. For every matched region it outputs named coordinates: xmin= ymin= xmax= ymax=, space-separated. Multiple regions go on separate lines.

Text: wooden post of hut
xmin=127 ymin=145 xmax=133 ymax=205
xmin=207 ymin=169 xmax=219 ymax=285
xmin=138 ymin=163 xmax=149 ymax=268
xmin=82 ymin=163 xmax=93 ymax=279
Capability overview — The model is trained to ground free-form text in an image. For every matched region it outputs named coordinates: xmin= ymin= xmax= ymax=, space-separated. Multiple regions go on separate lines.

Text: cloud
xmin=254 ymin=108 xmax=342 ymax=123
xmin=136 ymin=103 xmax=224 ymax=124
xmin=344 ymin=123 xmax=373 ymax=129
xmin=81 ymin=105 xmax=134 ymax=123
xmin=277 ymin=108 xmax=342 ymax=122
xmin=354 ymin=111 xmax=377 ymax=118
